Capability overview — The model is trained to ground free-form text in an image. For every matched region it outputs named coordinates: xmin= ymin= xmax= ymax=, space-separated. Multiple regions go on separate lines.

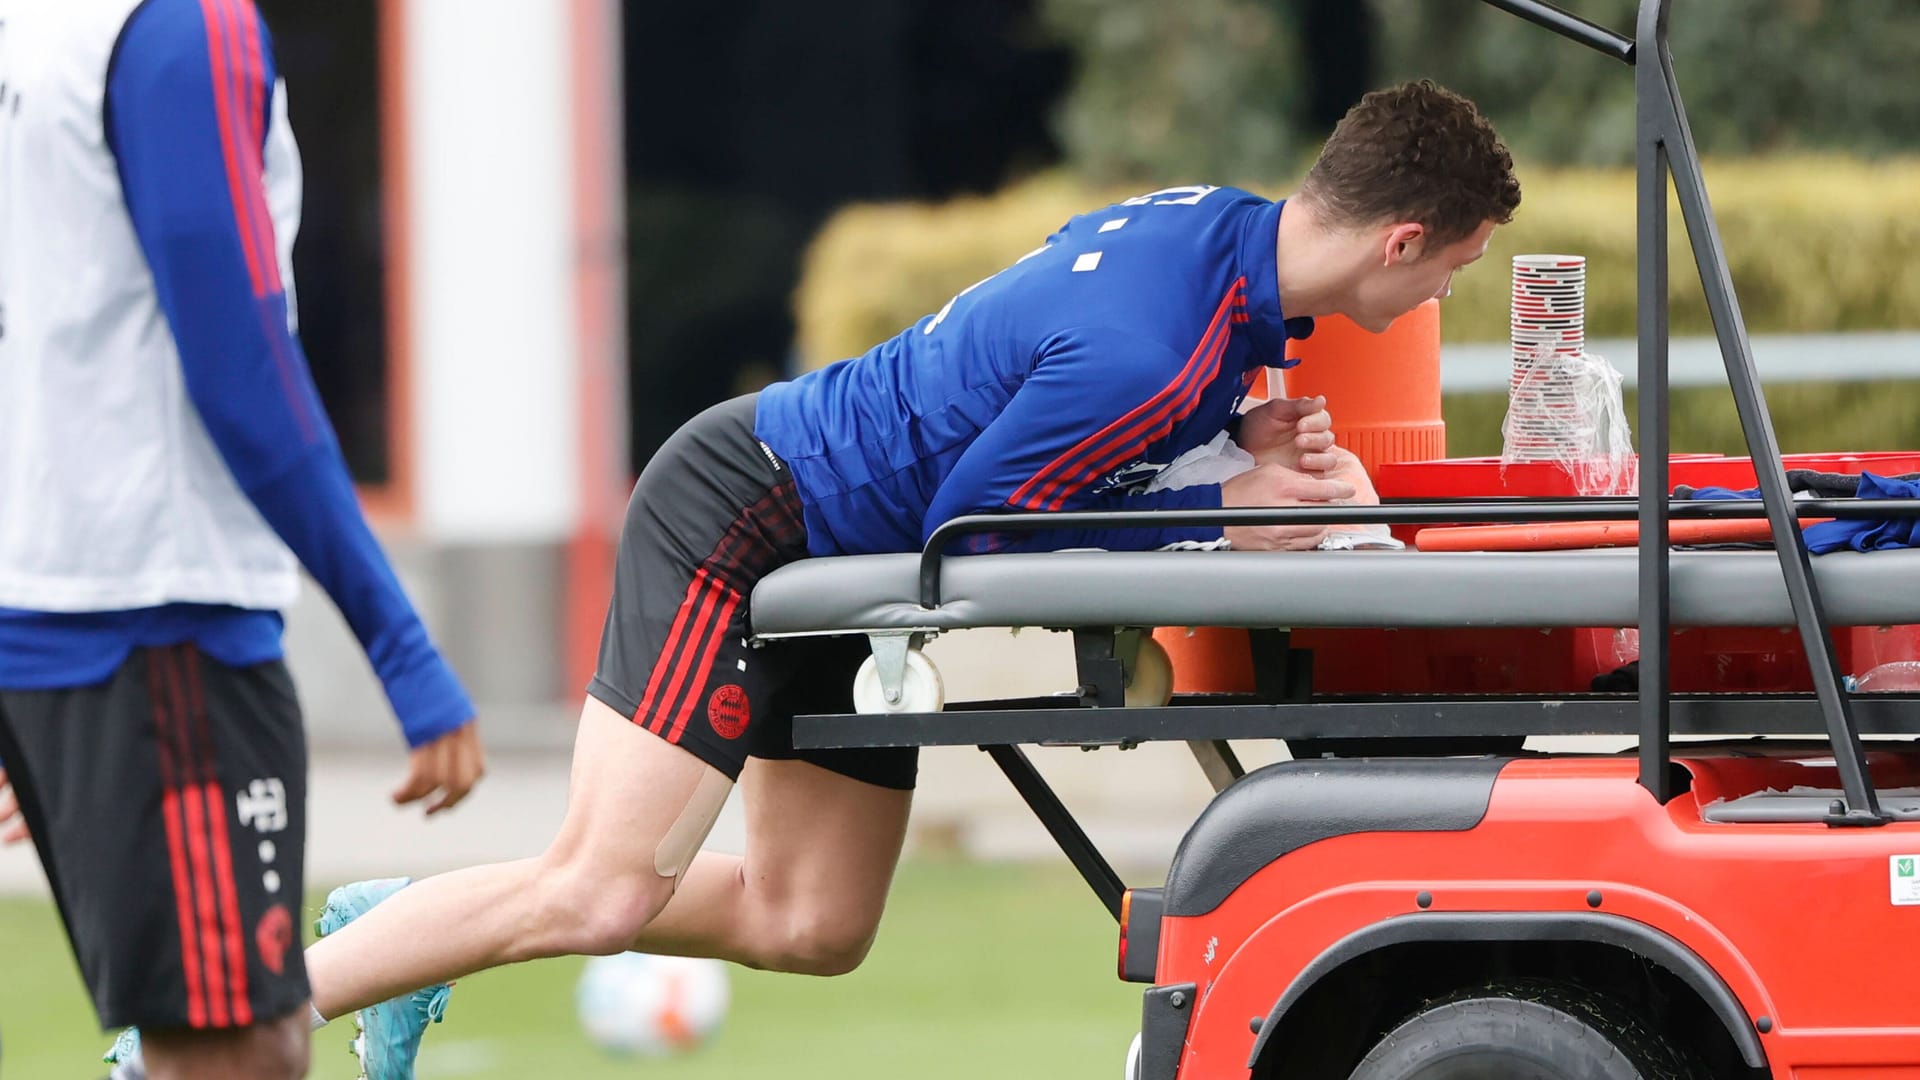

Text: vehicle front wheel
xmin=1347 ymin=979 xmax=1701 ymax=1080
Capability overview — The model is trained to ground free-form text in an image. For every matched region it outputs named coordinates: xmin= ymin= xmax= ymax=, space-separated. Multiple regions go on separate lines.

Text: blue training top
xmin=754 ymin=185 xmax=1316 ymax=556
xmin=0 ymin=0 xmax=470 ymax=747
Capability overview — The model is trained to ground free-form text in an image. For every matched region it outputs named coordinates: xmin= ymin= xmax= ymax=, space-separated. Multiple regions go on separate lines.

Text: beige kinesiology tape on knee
xmin=655 ymin=769 xmax=734 ymax=882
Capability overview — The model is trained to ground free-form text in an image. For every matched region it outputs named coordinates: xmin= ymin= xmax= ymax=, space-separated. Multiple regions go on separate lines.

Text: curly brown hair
xmin=1299 ymin=80 xmax=1521 ymax=248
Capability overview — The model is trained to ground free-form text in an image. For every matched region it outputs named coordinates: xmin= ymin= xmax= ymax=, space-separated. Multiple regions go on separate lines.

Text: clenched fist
xmin=1237 ymin=395 xmax=1336 ymax=473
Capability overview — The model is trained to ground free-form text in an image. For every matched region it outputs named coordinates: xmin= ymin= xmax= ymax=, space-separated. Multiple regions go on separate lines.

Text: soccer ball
xmin=575 ymin=952 xmax=731 ymax=1057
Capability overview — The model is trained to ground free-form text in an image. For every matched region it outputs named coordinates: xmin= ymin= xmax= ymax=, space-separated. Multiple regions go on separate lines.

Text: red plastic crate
xmin=1295 ymin=627 xmax=1600 ymax=695
xmin=1676 ymin=451 xmax=1920 ymax=491
xmin=1373 ymin=454 xmax=1727 ymax=500
xmin=1373 ymin=455 xmax=1725 ymax=544
xmin=1332 ymin=452 xmax=1920 ymax=694
xmin=1667 ymin=626 xmax=1853 ymax=693
xmin=1373 ymin=451 xmax=1920 ymax=502
xmin=1302 ymin=623 xmax=1877 ymax=695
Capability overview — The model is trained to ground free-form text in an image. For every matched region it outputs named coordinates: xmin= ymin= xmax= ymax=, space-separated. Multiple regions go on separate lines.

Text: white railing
xmin=1440 ymin=332 xmax=1920 ymax=392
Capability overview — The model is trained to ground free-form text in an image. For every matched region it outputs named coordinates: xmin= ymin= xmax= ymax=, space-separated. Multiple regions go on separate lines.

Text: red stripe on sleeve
xmin=1007 ymin=319 xmax=1214 ymax=511
xmin=223 ymin=0 xmax=283 ymax=294
xmin=196 ymin=0 xmax=266 ymax=298
xmin=1036 ymin=313 xmax=1231 ymax=511
xmin=196 ymin=0 xmax=314 ymax=441
xmin=1038 ymin=325 xmax=1231 ymax=511
xmin=1016 ymin=281 xmax=1239 ymax=509
xmin=1012 ymin=281 xmax=1244 ymax=510
xmin=1041 ymin=280 xmax=1243 ymax=507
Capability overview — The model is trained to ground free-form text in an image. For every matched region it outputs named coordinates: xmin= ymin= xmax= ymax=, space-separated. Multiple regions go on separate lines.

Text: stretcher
xmin=754 ymin=545 xmax=1920 ymax=638
xmin=754 ymin=495 xmax=1920 ymax=750
xmin=748 ymin=1 xmax=1920 ymax=1075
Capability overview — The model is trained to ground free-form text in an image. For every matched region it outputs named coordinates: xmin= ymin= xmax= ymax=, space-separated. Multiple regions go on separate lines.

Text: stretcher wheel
xmin=1125 ymin=637 xmax=1174 ymax=708
xmin=852 ymin=649 xmax=945 ymax=714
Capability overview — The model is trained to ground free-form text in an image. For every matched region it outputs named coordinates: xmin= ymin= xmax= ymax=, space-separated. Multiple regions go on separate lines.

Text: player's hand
xmin=1220 ymin=463 xmax=1356 ymax=551
xmin=1297 ymin=444 xmax=1357 ymax=477
xmin=392 ymin=721 xmax=486 ymax=816
xmin=1238 ymin=396 xmax=1336 ymax=473
xmin=0 ymin=769 xmax=29 ymax=845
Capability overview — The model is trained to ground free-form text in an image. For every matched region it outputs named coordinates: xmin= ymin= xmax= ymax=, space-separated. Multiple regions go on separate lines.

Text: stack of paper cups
xmin=1505 ymin=254 xmax=1588 ymax=462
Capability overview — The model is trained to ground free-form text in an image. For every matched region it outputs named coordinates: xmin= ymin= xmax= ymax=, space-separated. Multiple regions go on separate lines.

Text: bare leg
xmin=629 ymin=755 xmax=912 ymax=975
xmin=304 ymin=697 xmax=913 ymax=1017
xmin=143 ymin=1008 xmax=310 ymax=1080
xmin=304 ymin=697 xmax=715 ymax=1018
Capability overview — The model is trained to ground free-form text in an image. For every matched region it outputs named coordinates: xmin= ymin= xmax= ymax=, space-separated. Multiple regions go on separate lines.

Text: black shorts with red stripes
xmin=588 ymin=394 xmax=917 ymax=790
xmin=0 ymin=645 xmax=308 ymax=1030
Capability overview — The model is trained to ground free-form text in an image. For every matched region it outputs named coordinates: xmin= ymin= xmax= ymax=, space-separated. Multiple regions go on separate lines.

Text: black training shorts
xmin=0 ymin=644 xmax=309 ymax=1029
xmin=588 ymin=394 xmax=916 ymax=790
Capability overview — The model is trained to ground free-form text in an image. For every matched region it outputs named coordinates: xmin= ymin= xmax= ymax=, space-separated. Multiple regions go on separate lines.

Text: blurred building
xmin=260 ymin=1 xmax=1375 ymax=746
xmin=265 ymin=0 xmax=625 ymax=744
xmin=265 ymin=0 xmax=1072 ymax=744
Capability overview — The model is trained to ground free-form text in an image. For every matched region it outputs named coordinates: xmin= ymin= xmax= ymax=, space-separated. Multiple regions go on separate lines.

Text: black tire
xmin=1347 ymin=979 xmax=1701 ymax=1080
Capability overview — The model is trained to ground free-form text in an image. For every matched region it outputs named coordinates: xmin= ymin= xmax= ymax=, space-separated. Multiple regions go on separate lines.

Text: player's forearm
xmin=242 ymin=445 xmax=474 ymax=746
xmin=947 ymin=482 xmax=1228 ymax=554
xmin=146 ymin=236 xmax=471 ymax=742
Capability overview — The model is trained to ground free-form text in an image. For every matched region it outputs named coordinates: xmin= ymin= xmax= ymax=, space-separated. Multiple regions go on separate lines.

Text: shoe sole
xmin=315 ymin=878 xmax=409 ymax=1080
xmin=351 ymin=1014 xmax=370 ymax=1080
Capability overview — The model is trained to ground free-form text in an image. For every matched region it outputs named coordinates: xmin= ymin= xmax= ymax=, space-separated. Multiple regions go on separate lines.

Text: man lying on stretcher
xmin=236 ymin=82 xmax=1524 ymax=1080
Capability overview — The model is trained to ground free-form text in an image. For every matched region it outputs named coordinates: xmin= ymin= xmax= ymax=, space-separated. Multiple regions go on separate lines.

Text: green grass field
xmin=0 ymin=859 xmax=1142 ymax=1079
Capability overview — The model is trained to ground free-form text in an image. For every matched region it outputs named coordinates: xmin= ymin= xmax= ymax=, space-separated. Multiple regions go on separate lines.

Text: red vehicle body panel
xmin=1157 ymin=751 xmax=1920 ymax=1078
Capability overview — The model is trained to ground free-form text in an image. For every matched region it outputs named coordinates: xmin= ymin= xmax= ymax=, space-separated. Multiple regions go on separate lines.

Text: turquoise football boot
xmin=102 ymin=1026 xmax=145 ymax=1079
xmin=314 ymin=878 xmax=452 ymax=1080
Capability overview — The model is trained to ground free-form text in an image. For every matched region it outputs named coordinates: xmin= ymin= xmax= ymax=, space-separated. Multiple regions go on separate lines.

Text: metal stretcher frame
xmin=1477 ymin=0 xmax=1910 ymax=822
xmin=1574 ymin=0 xmax=1882 ymax=820
xmin=777 ymin=0 xmax=1920 ymax=913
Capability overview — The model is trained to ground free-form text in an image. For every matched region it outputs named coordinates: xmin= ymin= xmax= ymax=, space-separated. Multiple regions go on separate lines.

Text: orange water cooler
xmin=1152 ymin=300 xmax=1444 ymax=694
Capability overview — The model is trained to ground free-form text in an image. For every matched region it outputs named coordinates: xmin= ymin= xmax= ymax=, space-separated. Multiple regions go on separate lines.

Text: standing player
xmin=122 ymin=81 xmax=1520 ymax=1079
xmin=0 ymin=1 xmax=483 ymax=1078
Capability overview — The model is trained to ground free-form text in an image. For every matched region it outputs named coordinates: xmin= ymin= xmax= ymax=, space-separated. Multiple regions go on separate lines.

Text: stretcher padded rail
xmin=750 ymin=548 xmax=1920 ymax=637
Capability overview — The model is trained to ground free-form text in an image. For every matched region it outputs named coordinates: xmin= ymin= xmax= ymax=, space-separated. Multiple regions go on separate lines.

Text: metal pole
xmin=1635 ymin=0 xmax=1674 ymax=803
xmin=1649 ymin=3 xmax=1885 ymax=823
xmin=983 ymin=745 xmax=1127 ymax=919
xmin=917 ymin=498 xmax=1920 ymax=608
xmin=1477 ymin=0 xmax=1636 ymax=63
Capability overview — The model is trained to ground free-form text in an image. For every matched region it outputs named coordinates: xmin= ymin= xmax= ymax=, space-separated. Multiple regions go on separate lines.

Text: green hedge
xmin=1038 ymin=0 xmax=1306 ymax=184
xmin=1374 ymin=0 xmax=1920 ymax=166
xmin=794 ymin=158 xmax=1920 ymax=367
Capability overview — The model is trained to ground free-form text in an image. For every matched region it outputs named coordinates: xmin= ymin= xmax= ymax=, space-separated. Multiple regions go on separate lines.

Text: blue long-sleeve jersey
xmin=754 ymin=186 xmax=1316 ymax=556
xmin=0 ymin=0 xmax=470 ymax=747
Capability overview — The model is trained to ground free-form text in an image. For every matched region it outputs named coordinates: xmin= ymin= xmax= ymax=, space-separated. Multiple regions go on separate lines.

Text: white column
xmin=405 ymin=0 xmax=580 ymax=543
